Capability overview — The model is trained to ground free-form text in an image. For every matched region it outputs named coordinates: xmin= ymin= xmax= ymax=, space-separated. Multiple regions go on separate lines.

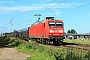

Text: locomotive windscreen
xmin=49 ymin=22 xmax=55 ymax=27
xmin=49 ymin=22 xmax=63 ymax=27
xmin=56 ymin=22 xmax=63 ymax=27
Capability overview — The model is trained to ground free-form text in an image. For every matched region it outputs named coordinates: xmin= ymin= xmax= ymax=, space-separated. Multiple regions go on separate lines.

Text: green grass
xmin=16 ymin=41 xmax=55 ymax=60
xmin=16 ymin=41 xmax=90 ymax=60
xmin=63 ymin=39 xmax=90 ymax=45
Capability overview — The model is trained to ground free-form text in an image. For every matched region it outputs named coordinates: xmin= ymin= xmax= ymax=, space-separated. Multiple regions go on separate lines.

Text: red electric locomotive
xmin=29 ymin=17 xmax=65 ymax=45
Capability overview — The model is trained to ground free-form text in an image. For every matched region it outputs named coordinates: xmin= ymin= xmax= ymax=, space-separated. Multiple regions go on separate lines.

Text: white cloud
xmin=0 ymin=6 xmax=43 ymax=12
xmin=0 ymin=3 xmax=85 ymax=12
xmin=0 ymin=1 xmax=14 ymax=4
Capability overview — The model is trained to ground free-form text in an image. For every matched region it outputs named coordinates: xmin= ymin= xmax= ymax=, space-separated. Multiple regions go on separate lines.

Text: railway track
xmin=43 ymin=42 xmax=90 ymax=50
xmin=62 ymin=44 xmax=90 ymax=50
xmin=62 ymin=42 xmax=90 ymax=50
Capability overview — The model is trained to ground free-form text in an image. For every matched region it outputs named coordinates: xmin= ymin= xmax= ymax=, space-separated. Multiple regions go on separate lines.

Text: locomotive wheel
xmin=53 ymin=41 xmax=57 ymax=45
xmin=40 ymin=38 xmax=42 ymax=43
xmin=42 ymin=39 xmax=46 ymax=44
xmin=59 ymin=40 xmax=63 ymax=44
xmin=39 ymin=38 xmax=45 ymax=44
xmin=36 ymin=39 xmax=39 ymax=43
xmin=46 ymin=40 xmax=48 ymax=45
xmin=46 ymin=39 xmax=50 ymax=45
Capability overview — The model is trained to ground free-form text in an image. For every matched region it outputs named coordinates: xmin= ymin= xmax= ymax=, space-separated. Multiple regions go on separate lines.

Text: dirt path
xmin=0 ymin=48 xmax=30 ymax=60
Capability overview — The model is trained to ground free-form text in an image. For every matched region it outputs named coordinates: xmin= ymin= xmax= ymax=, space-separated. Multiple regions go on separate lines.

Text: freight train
xmin=4 ymin=17 xmax=65 ymax=45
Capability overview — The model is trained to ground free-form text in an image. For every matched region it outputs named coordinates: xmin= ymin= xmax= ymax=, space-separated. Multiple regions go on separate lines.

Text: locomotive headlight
xmin=59 ymin=30 xmax=63 ymax=33
xmin=50 ymin=30 xmax=54 ymax=33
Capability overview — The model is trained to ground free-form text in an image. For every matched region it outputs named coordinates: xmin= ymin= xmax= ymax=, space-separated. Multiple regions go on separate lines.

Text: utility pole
xmin=10 ymin=19 xmax=13 ymax=32
xmin=34 ymin=14 xmax=41 ymax=22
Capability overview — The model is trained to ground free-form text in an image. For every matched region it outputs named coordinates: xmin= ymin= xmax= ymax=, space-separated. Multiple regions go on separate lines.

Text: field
xmin=63 ymin=39 xmax=90 ymax=45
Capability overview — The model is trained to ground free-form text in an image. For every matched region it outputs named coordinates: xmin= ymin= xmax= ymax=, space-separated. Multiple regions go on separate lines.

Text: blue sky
xmin=0 ymin=0 xmax=90 ymax=34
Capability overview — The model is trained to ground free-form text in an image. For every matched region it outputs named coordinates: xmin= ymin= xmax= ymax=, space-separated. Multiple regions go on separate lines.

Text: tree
xmin=70 ymin=29 xmax=77 ymax=34
xmin=67 ymin=29 xmax=77 ymax=34
xmin=67 ymin=30 xmax=71 ymax=34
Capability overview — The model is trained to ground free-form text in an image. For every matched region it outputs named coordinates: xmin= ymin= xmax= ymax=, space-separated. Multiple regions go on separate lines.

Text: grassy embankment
xmin=63 ymin=39 xmax=90 ymax=45
xmin=16 ymin=41 xmax=90 ymax=60
xmin=0 ymin=37 xmax=90 ymax=60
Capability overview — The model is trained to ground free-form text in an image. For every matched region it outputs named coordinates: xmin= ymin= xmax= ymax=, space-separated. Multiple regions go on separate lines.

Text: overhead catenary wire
xmin=28 ymin=1 xmax=90 ymax=26
xmin=59 ymin=2 xmax=90 ymax=15
xmin=39 ymin=0 xmax=67 ymax=14
xmin=28 ymin=0 xmax=67 ymax=23
xmin=24 ymin=1 xmax=90 ymax=24
xmin=38 ymin=1 xmax=90 ymax=17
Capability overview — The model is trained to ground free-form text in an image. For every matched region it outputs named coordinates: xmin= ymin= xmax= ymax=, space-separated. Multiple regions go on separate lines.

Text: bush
xmin=7 ymin=37 xmax=22 ymax=47
xmin=0 ymin=37 xmax=22 ymax=47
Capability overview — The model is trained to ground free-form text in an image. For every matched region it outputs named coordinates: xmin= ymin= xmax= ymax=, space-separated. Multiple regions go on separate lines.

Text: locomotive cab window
xmin=56 ymin=22 xmax=63 ymax=27
xmin=49 ymin=22 xmax=55 ymax=27
xmin=49 ymin=22 xmax=63 ymax=27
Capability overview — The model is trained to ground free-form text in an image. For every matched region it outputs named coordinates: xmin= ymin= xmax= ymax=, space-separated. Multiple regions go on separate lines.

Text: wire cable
xmin=39 ymin=0 xmax=66 ymax=14
xmin=29 ymin=0 xmax=67 ymax=23
xmin=60 ymin=2 xmax=90 ymax=14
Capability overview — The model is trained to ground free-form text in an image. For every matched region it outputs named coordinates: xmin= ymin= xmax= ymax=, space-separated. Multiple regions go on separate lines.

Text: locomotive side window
xmin=49 ymin=22 xmax=55 ymax=27
xmin=44 ymin=23 xmax=45 ymax=27
xmin=56 ymin=22 xmax=63 ymax=27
